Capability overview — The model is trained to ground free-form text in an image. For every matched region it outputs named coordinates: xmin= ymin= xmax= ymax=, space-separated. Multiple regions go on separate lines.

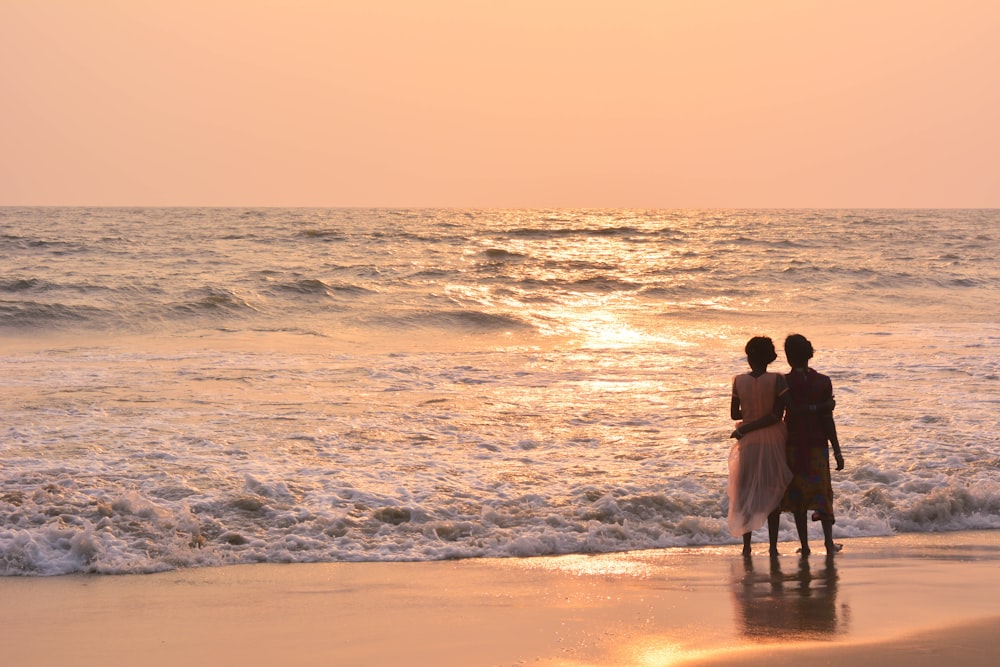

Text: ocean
xmin=1 ymin=208 xmax=998 ymax=575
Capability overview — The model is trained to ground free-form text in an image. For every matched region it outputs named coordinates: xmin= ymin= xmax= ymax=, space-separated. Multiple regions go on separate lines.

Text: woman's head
xmin=745 ymin=336 xmax=777 ymax=368
xmin=784 ymin=334 xmax=814 ymax=368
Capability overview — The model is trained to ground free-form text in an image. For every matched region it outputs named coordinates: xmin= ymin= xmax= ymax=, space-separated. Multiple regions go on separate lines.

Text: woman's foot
xmin=825 ymin=541 xmax=843 ymax=554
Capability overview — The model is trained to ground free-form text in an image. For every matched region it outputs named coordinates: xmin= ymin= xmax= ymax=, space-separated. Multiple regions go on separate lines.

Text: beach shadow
xmin=732 ymin=554 xmax=849 ymax=641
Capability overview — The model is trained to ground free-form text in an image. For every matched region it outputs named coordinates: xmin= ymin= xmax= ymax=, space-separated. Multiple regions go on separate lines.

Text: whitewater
xmin=1 ymin=208 xmax=998 ymax=575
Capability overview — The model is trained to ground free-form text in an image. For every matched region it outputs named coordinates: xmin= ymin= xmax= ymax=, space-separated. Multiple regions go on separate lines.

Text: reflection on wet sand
xmin=733 ymin=554 xmax=849 ymax=640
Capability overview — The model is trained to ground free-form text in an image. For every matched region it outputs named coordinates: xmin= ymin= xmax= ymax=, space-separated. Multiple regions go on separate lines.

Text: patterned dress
xmin=780 ymin=368 xmax=836 ymax=522
xmin=727 ymin=372 xmax=793 ymax=537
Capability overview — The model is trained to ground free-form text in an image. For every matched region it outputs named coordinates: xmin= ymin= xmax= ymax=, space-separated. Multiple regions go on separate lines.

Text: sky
xmin=1 ymin=1 xmax=998 ymax=208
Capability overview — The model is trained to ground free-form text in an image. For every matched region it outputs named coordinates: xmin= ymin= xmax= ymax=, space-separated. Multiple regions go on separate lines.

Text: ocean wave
xmin=542 ymin=259 xmax=618 ymax=271
xmin=726 ymin=236 xmax=806 ymax=248
xmin=0 ymin=300 xmax=115 ymax=329
xmin=167 ymin=289 xmax=263 ymax=318
xmin=18 ymin=238 xmax=88 ymax=254
xmin=382 ymin=309 xmax=534 ymax=332
xmin=2 ymin=208 xmax=998 ymax=577
xmin=298 ymin=228 xmax=347 ymax=241
xmin=0 ymin=277 xmax=119 ymax=296
xmin=482 ymin=248 xmax=528 ymax=261
xmin=511 ymin=276 xmax=643 ymax=293
xmin=505 ymin=226 xmax=645 ymax=240
xmin=269 ymin=279 xmax=375 ymax=298
xmin=639 ymin=285 xmax=714 ymax=300
xmin=3 ymin=474 xmax=999 ymax=575
xmin=2 ymin=207 xmax=996 ymax=336
xmin=566 ymin=277 xmax=643 ymax=292
xmin=942 ymin=277 xmax=990 ymax=288
xmin=0 ymin=278 xmax=46 ymax=292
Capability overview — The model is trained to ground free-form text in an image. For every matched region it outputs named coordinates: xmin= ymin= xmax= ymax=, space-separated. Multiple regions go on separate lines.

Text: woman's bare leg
xmin=767 ymin=510 xmax=781 ymax=555
xmin=822 ymin=519 xmax=842 ymax=554
xmin=794 ymin=512 xmax=811 ymax=555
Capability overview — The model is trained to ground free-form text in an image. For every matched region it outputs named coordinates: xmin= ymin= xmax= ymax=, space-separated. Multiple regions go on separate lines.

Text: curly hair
xmin=745 ymin=336 xmax=777 ymax=367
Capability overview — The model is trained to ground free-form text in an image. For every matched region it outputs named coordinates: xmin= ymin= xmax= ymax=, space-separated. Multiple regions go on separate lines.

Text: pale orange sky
xmin=2 ymin=1 xmax=997 ymax=208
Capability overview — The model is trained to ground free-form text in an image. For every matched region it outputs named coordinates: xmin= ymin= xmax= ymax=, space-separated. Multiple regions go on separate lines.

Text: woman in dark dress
xmin=781 ymin=334 xmax=845 ymax=556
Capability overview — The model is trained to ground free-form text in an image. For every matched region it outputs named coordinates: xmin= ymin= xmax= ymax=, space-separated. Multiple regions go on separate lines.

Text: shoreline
xmin=3 ymin=531 xmax=999 ymax=666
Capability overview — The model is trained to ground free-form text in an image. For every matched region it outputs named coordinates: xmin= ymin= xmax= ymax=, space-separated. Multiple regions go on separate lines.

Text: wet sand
xmin=2 ymin=531 xmax=998 ymax=666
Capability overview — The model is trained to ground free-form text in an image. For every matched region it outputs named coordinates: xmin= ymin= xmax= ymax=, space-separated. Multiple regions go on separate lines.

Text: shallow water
xmin=1 ymin=208 xmax=998 ymax=574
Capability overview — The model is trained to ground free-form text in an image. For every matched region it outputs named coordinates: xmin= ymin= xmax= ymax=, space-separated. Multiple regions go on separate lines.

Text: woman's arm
xmin=786 ymin=397 xmax=836 ymax=415
xmin=730 ymin=376 xmax=744 ymax=421
xmin=731 ymin=380 xmax=787 ymax=439
xmin=823 ymin=413 xmax=844 ymax=469
xmin=730 ymin=393 xmax=742 ymax=421
xmin=732 ymin=411 xmax=780 ymax=439
xmin=784 ymin=371 xmax=836 ymax=415
xmin=822 ymin=381 xmax=844 ymax=470
xmin=730 ymin=379 xmax=744 ymax=438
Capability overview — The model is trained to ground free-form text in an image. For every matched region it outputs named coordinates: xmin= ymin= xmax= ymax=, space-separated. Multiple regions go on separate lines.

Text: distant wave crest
xmin=0 ymin=300 xmax=114 ymax=329
xmin=369 ymin=309 xmax=533 ymax=333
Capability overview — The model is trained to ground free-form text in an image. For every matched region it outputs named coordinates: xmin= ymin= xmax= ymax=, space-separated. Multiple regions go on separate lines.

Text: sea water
xmin=1 ymin=208 xmax=998 ymax=575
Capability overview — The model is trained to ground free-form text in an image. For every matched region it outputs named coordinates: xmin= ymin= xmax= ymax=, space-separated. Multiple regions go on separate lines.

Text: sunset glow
xmin=2 ymin=1 xmax=997 ymax=208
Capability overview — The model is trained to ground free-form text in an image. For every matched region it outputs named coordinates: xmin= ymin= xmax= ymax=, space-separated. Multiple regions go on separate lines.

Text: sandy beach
xmin=2 ymin=531 xmax=998 ymax=666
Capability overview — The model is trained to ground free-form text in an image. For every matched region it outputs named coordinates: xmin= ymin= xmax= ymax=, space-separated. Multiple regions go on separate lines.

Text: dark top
xmin=784 ymin=368 xmax=835 ymax=449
